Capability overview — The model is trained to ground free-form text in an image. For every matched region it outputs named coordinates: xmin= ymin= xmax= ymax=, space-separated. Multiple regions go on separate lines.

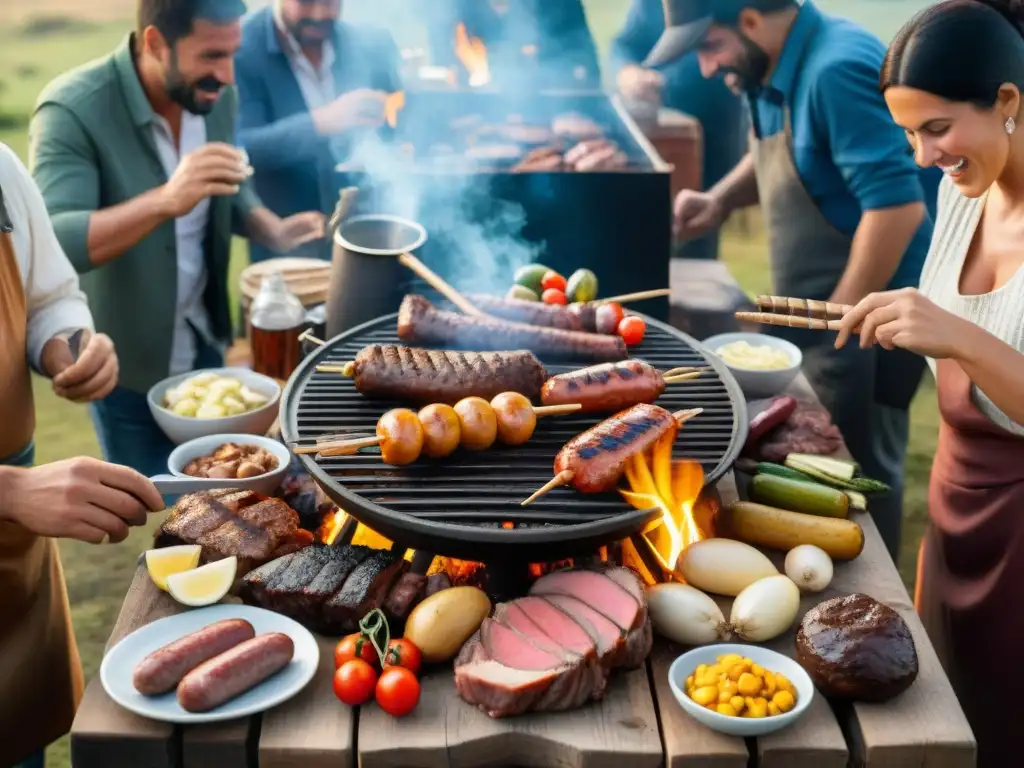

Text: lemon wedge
xmin=145 ymin=545 xmax=202 ymax=591
xmin=167 ymin=556 xmax=237 ymax=607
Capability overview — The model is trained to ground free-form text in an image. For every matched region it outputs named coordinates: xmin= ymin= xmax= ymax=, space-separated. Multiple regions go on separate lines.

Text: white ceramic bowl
xmin=703 ymin=332 xmax=803 ymax=399
xmin=668 ymin=643 xmax=814 ymax=737
xmin=167 ymin=434 xmax=292 ymax=496
xmin=147 ymin=368 xmax=282 ymax=445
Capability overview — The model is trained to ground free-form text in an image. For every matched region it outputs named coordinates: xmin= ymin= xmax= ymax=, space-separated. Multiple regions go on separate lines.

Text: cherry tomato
xmin=542 ymin=288 xmax=567 ymax=305
xmin=384 ymin=638 xmax=422 ymax=676
xmin=335 ymin=632 xmax=381 ymax=670
xmin=540 ymin=270 xmax=567 ymax=292
xmin=618 ymin=315 xmax=647 ymax=346
xmin=334 ymin=659 xmax=378 ymax=706
xmin=595 ymin=302 xmax=625 ymax=334
xmin=375 ymin=666 xmax=421 ymax=717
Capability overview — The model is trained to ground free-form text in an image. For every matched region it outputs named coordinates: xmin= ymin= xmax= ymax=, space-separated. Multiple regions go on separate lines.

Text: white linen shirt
xmin=273 ymin=5 xmax=338 ymax=109
xmin=0 ymin=142 xmax=93 ymax=370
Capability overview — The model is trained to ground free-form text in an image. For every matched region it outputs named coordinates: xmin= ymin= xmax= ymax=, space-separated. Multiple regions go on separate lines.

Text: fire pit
xmin=280 ymin=310 xmax=747 ymax=564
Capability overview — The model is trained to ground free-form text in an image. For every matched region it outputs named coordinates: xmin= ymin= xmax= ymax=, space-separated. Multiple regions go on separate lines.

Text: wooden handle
xmin=754 ymin=295 xmax=852 ymax=319
xmin=397 ymin=252 xmax=483 ymax=316
xmin=521 ymin=470 xmax=575 ymax=506
xmin=318 ymin=435 xmax=384 ymax=457
xmin=597 ymin=288 xmax=671 ymax=305
xmin=735 ymin=311 xmax=841 ymax=331
xmin=316 ymin=362 xmax=356 ymax=376
xmin=663 ymin=372 xmax=702 ymax=384
xmin=661 ymin=366 xmax=704 ymax=377
xmin=532 ymin=403 xmax=583 ymax=417
xmin=329 ymin=187 xmax=359 ymax=232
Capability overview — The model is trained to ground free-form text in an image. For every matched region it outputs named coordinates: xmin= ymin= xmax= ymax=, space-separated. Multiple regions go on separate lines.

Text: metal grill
xmin=281 ymin=311 xmax=748 ymax=561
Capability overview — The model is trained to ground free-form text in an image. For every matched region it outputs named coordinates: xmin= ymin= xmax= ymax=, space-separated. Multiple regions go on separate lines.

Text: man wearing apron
xmin=0 ymin=143 xmax=164 ymax=767
xmin=650 ymin=0 xmax=940 ymax=562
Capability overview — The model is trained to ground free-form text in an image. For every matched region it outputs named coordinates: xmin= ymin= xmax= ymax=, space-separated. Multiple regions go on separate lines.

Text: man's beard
xmin=722 ymin=33 xmax=771 ymax=93
xmin=164 ymin=51 xmax=224 ymax=115
xmin=286 ymin=18 xmax=335 ymax=46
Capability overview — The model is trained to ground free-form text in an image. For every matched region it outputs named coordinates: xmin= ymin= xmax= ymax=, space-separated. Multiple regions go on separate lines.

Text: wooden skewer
xmin=735 ymin=311 xmax=841 ymax=331
xmin=663 ymin=372 xmax=702 ymax=384
xmin=298 ymin=329 xmax=326 ymax=346
xmin=520 ymin=407 xmax=704 ymax=505
xmin=316 ymin=362 xmax=356 ymax=376
xmin=755 ymin=295 xmax=852 ymax=319
xmin=596 ymin=288 xmax=671 ymax=305
xmin=397 ymin=252 xmax=483 ymax=316
xmin=662 ymin=366 xmax=704 ymax=377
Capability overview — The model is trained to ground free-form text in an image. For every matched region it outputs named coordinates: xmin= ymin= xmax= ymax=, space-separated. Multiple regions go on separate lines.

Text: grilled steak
xmin=464 ymin=294 xmax=584 ymax=331
xmin=324 ymin=550 xmax=408 ymax=632
xmin=351 ymin=344 xmax=547 ymax=403
xmin=424 ymin=573 xmax=452 ymax=597
xmin=397 ymin=295 xmax=628 ymax=363
xmin=383 ymin=572 xmax=426 ymax=626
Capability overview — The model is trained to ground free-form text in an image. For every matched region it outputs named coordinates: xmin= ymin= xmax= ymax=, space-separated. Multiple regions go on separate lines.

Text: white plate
xmin=100 ymin=604 xmax=320 ymax=724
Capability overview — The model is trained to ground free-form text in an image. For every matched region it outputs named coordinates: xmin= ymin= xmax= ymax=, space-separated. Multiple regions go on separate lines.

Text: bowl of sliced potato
xmin=147 ymin=368 xmax=281 ymax=445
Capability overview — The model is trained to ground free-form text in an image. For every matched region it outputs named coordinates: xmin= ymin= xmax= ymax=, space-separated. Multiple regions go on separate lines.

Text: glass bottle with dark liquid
xmin=249 ymin=272 xmax=306 ymax=381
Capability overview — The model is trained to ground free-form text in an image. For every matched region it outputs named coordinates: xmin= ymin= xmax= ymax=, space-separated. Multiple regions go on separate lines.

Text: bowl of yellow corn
xmin=668 ymin=644 xmax=814 ymax=736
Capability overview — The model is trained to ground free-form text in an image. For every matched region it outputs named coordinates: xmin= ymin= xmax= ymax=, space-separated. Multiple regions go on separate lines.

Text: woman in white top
xmin=835 ymin=2 xmax=1024 ymax=763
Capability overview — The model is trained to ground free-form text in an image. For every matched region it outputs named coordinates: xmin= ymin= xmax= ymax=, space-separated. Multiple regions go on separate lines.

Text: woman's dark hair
xmin=881 ymin=0 xmax=1024 ymax=107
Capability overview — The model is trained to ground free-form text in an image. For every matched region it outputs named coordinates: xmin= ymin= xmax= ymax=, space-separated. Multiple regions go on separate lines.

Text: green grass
xmin=0 ymin=6 xmax=937 ymax=766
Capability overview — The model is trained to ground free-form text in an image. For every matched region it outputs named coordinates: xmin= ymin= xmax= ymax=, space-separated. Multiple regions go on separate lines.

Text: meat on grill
xmin=541 ymin=360 xmax=666 ymax=413
xmin=241 ymin=543 xmax=409 ymax=635
xmin=397 ymin=295 xmax=628 ymax=363
xmin=464 ymin=294 xmax=584 ymax=331
xmin=553 ymin=403 xmax=679 ymax=494
xmin=156 ymin=490 xmax=303 ymax=572
xmin=349 ymin=344 xmax=548 ymax=404
xmin=454 ymin=566 xmax=652 ymax=718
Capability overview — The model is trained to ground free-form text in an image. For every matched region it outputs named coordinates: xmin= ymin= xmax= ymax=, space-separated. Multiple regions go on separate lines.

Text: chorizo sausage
xmin=541 ymin=360 xmax=665 ymax=413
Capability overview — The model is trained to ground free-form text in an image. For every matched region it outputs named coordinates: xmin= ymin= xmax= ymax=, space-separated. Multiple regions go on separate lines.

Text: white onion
xmin=728 ymin=575 xmax=801 ymax=642
xmin=647 ymin=583 xmax=728 ymax=646
xmin=784 ymin=544 xmax=834 ymax=593
xmin=676 ymin=538 xmax=778 ymax=597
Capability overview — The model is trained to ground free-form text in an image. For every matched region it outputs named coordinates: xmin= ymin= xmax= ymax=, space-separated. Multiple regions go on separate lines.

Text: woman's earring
xmin=1007 ymin=116 xmax=1017 ymax=135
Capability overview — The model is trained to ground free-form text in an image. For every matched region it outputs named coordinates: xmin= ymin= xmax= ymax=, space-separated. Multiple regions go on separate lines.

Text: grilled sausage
xmin=351 ymin=344 xmax=547 ymax=404
xmin=555 ymin=403 xmax=678 ymax=493
xmin=465 ymin=294 xmax=583 ymax=330
xmin=541 ymin=360 xmax=665 ymax=413
xmin=133 ymin=619 xmax=255 ymax=696
xmin=398 ymin=295 xmax=627 ymax=363
xmin=177 ymin=633 xmax=295 ymax=713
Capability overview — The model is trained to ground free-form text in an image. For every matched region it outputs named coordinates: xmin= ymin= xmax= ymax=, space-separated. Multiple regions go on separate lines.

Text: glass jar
xmin=249 ymin=272 xmax=306 ymax=380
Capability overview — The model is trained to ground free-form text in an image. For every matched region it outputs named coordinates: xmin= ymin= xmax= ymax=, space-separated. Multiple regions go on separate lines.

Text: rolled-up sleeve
xmin=28 ymin=102 xmax=100 ymax=274
xmin=811 ymin=58 xmax=924 ymax=211
xmin=2 ymin=144 xmax=94 ymax=371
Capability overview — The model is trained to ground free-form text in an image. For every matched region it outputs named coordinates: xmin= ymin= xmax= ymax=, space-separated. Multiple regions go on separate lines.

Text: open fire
xmin=454 ymin=22 xmax=491 ymax=87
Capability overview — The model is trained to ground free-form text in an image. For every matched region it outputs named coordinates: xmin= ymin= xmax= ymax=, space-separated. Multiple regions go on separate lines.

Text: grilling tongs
xmin=736 ymin=295 xmax=853 ymax=330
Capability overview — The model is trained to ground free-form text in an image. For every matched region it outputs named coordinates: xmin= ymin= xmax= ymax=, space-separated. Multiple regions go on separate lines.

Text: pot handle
xmin=328 ymin=186 xmax=359 ymax=234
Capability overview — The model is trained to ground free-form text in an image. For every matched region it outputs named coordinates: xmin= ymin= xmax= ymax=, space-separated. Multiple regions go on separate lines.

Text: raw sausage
xmin=464 ymin=294 xmax=583 ymax=330
xmin=176 ymin=633 xmax=295 ymax=713
xmin=541 ymin=360 xmax=665 ymax=413
xmin=133 ymin=619 xmax=255 ymax=696
xmin=555 ymin=403 xmax=678 ymax=493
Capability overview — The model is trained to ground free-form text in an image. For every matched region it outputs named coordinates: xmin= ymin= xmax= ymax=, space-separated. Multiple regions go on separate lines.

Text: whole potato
xmin=404 ymin=586 xmax=491 ymax=663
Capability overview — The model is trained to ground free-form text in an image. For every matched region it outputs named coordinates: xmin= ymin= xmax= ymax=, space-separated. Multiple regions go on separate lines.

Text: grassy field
xmin=0 ymin=3 xmax=937 ymax=766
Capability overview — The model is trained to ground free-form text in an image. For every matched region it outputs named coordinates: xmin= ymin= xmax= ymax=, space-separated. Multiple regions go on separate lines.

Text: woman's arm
xmin=955 ymin=322 xmax=1024 ymax=427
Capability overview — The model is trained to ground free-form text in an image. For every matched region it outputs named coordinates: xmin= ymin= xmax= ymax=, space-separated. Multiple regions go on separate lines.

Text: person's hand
xmin=0 ymin=458 xmax=164 ymax=544
xmin=564 ymin=139 xmax=628 ymax=172
xmin=159 ymin=143 xmax=250 ymax=218
xmin=617 ymin=64 xmax=664 ymax=104
xmin=834 ymin=287 xmax=967 ymax=358
xmin=42 ymin=330 xmax=119 ymax=403
xmin=312 ymin=89 xmax=388 ymax=135
xmin=673 ymin=190 xmax=726 ymax=240
xmin=272 ymin=211 xmax=327 ymax=253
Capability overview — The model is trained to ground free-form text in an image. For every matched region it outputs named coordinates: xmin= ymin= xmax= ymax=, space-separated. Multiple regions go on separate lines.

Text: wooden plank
xmin=358 ymin=670 xmax=452 ymax=768
xmin=259 ymin=635 xmax=354 ymax=768
xmin=181 ymin=720 xmax=256 ymax=768
xmin=70 ymin=566 xmax=185 ymax=768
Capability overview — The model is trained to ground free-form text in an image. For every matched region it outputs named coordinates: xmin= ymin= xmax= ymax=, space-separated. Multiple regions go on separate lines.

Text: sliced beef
xmin=538 ymin=594 xmax=623 ymax=667
xmin=237 ymin=499 xmax=299 ymax=543
xmin=263 ymin=544 xmax=335 ymax=619
xmin=602 ymin=567 xmax=645 ymax=606
xmin=531 ymin=569 xmax=642 ymax=631
xmin=301 ymin=546 xmax=371 ymax=623
xmin=241 ymin=552 xmax=297 ymax=603
xmin=424 ymin=573 xmax=452 ymax=597
xmin=480 ymin=619 xmax=564 ymax=670
xmin=757 ymin=405 xmax=843 ymax=462
xmin=618 ymin=615 xmax=653 ymax=670
xmin=323 ymin=550 xmax=408 ymax=633
xmin=383 ymin=571 xmax=427 ymax=626
xmin=455 ymin=659 xmax=561 ymax=718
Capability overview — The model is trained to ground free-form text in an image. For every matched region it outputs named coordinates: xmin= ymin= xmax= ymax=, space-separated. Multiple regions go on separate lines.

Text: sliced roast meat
xmin=619 ymin=615 xmax=653 ymax=670
xmin=602 ymin=567 xmax=645 ymax=606
xmin=480 ymin=618 xmax=564 ymax=671
xmin=531 ymin=569 xmax=642 ymax=630
xmin=455 ymin=659 xmax=561 ymax=718
xmin=539 ymin=594 xmax=623 ymax=667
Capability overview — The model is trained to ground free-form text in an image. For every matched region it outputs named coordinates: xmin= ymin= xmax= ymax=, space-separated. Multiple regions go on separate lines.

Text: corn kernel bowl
xmin=668 ymin=644 xmax=814 ymax=737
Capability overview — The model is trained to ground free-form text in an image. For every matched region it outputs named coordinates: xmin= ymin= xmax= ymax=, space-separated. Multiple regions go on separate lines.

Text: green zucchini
xmin=846 ymin=490 xmax=867 ymax=510
xmin=784 ymin=455 xmax=891 ymax=494
xmin=750 ymin=474 xmax=850 ymax=519
xmin=754 ymin=462 xmax=817 ymax=484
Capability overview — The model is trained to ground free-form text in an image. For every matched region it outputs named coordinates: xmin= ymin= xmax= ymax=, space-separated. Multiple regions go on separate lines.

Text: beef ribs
xmin=323 ymin=550 xmax=408 ymax=633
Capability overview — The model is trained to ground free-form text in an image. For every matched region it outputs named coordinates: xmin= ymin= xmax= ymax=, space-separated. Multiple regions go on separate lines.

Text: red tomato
xmin=334 ymin=632 xmax=380 ymax=670
xmin=618 ymin=315 xmax=647 ymax=346
xmin=376 ymin=666 xmax=421 ymax=717
xmin=540 ymin=271 xmax=567 ymax=292
xmin=334 ymin=659 xmax=378 ymax=706
xmin=595 ymin=302 xmax=625 ymax=335
xmin=384 ymin=638 xmax=422 ymax=676
xmin=542 ymin=288 xmax=567 ymax=305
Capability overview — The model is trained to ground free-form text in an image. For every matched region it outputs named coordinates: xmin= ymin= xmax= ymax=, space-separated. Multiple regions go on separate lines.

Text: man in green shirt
xmin=29 ymin=0 xmax=324 ymax=478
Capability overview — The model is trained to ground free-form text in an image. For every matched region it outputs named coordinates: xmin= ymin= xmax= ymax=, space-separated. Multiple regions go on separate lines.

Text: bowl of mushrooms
xmin=167 ymin=435 xmax=292 ymax=495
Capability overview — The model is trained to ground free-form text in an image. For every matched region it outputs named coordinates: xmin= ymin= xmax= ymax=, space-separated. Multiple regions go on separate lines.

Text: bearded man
xmin=29 ymin=0 xmax=326 ymax=478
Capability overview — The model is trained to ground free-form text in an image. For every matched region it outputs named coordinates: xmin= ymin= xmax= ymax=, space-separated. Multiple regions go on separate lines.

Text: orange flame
xmin=384 ymin=91 xmax=405 ymax=129
xmin=454 ymin=22 xmax=490 ymax=87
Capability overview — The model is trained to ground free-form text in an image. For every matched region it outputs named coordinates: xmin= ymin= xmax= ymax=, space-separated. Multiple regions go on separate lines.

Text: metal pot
xmin=325 ymin=215 xmax=428 ymax=337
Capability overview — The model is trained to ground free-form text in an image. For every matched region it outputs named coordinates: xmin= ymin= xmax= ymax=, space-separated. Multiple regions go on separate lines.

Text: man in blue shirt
xmin=235 ymin=0 xmax=401 ymax=263
xmin=655 ymin=0 xmax=940 ymax=562
xmin=609 ymin=0 xmax=745 ymax=260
